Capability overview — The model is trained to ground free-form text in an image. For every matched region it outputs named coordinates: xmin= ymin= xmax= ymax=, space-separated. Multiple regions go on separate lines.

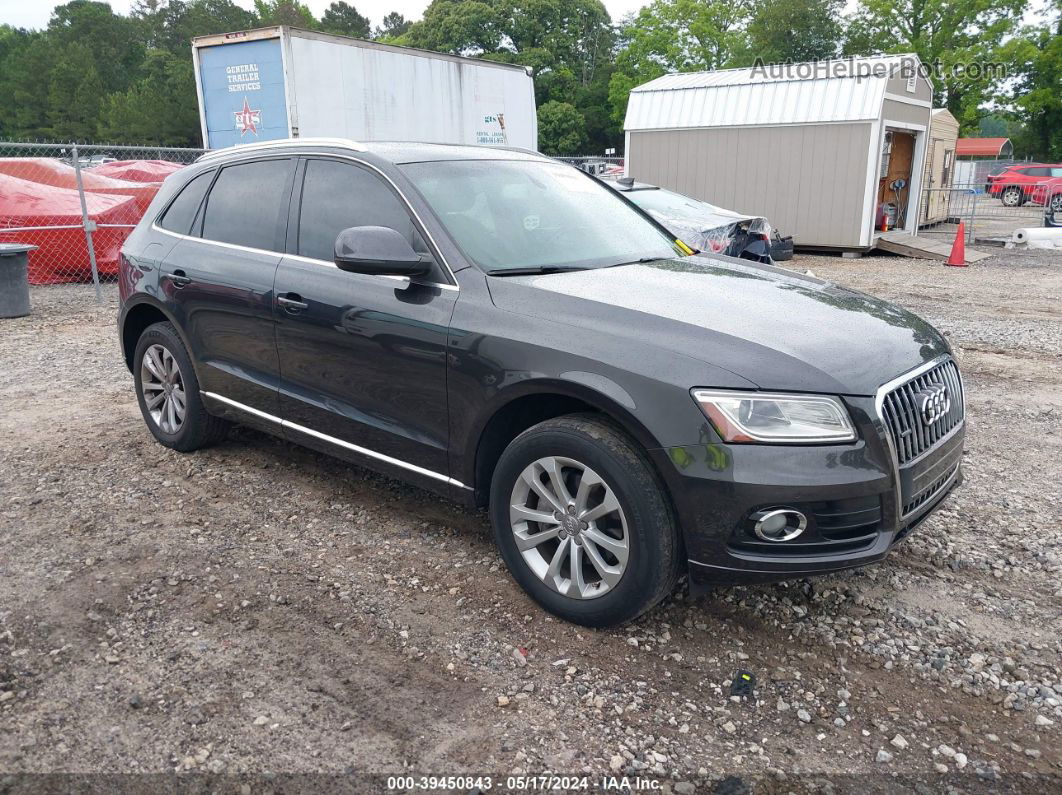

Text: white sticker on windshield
xmin=522 ymin=215 xmax=540 ymax=230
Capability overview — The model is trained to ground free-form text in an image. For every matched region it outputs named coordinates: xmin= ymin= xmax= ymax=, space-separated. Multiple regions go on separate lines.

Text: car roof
xmin=196 ymin=137 xmax=551 ymax=166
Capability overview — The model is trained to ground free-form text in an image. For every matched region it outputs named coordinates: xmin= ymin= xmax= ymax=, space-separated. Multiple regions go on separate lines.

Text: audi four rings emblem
xmin=916 ymin=383 xmax=950 ymax=425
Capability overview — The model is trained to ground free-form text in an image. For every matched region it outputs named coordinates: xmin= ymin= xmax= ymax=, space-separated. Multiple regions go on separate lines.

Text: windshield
xmin=400 ymin=160 xmax=683 ymax=273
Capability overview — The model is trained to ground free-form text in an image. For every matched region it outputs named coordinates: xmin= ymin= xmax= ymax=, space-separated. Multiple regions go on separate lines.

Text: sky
xmin=0 ymin=0 xmax=650 ymax=30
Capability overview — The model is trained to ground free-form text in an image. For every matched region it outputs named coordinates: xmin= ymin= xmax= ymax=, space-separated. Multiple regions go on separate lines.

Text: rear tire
xmin=489 ymin=414 xmax=680 ymax=627
xmin=133 ymin=321 xmax=230 ymax=452
xmin=1050 ymin=193 xmax=1062 ymax=214
xmin=1000 ymin=186 xmax=1024 ymax=207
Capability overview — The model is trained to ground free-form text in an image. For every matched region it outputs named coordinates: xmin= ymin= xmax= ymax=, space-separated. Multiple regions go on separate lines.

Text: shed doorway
xmin=876 ymin=129 xmax=917 ymax=233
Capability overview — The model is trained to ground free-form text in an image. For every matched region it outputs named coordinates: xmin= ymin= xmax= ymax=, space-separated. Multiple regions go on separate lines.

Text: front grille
xmin=880 ymin=359 xmax=964 ymax=465
xmin=902 ymin=462 xmax=959 ymax=516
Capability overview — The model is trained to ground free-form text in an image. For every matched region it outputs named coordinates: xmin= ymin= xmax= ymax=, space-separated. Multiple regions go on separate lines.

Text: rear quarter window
xmin=158 ymin=170 xmax=214 ymax=235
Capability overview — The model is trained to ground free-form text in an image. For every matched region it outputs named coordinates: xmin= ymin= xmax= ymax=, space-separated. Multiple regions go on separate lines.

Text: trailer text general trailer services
xmin=192 ymin=27 xmax=538 ymax=150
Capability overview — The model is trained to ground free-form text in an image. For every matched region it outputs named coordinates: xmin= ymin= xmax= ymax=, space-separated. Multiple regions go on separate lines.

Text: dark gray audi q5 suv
xmin=118 ymin=138 xmax=965 ymax=627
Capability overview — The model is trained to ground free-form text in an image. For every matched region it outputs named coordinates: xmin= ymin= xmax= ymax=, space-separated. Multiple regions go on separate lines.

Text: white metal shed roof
xmin=625 ymin=54 xmax=924 ymax=131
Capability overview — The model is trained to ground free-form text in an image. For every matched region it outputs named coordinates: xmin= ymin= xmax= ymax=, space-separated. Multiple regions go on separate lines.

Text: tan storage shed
xmin=921 ymin=109 xmax=959 ymax=226
xmin=624 ymin=55 xmax=934 ymax=251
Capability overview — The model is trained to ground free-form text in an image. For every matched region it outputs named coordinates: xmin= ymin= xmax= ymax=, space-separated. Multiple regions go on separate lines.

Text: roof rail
xmin=196 ymin=137 xmax=367 ymax=162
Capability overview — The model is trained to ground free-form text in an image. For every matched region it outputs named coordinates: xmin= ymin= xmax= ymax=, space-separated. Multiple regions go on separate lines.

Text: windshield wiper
xmin=600 ymin=256 xmax=665 ymax=269
xmin=486 ymin=265 xmax=592 ymax=276
xmin=487 ymin=257 xmax=668 ymax=276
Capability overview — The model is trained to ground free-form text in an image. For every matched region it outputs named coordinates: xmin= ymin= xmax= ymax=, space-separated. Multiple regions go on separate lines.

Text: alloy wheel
xmin=509 ymin=456 xmax=629 ymax=599
xmin=1050 ymin=194 xmax=1062 ymax=213
xmin=140 ymin=343 xmax=186 ymax=434
xmin=1001 ymin=187 xmax=1021 ymax=207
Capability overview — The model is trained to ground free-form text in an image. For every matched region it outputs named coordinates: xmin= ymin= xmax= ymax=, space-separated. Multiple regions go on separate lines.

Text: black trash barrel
xmin=0 ymin=243 xmax=37 ymax=318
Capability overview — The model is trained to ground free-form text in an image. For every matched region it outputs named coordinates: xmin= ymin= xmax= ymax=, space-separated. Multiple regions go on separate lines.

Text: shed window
xmin=906 ymin=74 xmax=917 ymax=93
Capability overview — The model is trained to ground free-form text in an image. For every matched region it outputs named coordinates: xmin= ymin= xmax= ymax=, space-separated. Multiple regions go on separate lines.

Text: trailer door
xmin=196 ymin=38 xmax=290 ymax=148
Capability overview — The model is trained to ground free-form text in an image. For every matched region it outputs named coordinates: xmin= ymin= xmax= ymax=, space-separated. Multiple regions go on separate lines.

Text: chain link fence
xmin=0 ymin=142 xmax=205 ymax=300
xmin=952 ymin=158 xmax=1033 ymax=189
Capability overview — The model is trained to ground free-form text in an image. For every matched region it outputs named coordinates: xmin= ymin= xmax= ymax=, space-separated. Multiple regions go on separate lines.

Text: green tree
xmin=498 ymin=0 xmax=613 ymax=87
xmin=322 ymin=1 xmax=371 ymax=37
xmin=48 ymin=1 xmax=144 ymax=94
xmin=98 ymin=49 xmax=201 ymax=145
xmin=47 ymin=42 xmax=105 ymax=140
xmin=0 ymin=22 xmax=25 ymax=66
xmin=573 ymin=61 xmax=622 ymax=154
xmin=608 ymin=0 xmax=752 ymax=124
xmin=0 ymin=30 xmax=52 ymax=137
xmin=844 ymin=0 xmax=1028 ymax=127
xmin=404 ymin=0 xmax=503 ymax=53
xmin=537 ymin=99 xmax=586 ymax=154
xmin=995 ymin=5 xmax=1061 ymax=160
xmin=375 ymin=12 xmax=411 ymax=39
xmin=133 ymin=0 xmax=258 ymax=54
xmin=746 ymin=0 xmax=843 ymax=63
xmin=253 ymin=0 xmax=317 ymax=28
xmin=405 ymin=0 xmax=612 ymax=86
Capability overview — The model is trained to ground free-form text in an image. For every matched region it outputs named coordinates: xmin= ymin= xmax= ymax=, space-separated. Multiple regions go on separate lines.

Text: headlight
xmin=692 ymin=389 xmax=856 ymax=443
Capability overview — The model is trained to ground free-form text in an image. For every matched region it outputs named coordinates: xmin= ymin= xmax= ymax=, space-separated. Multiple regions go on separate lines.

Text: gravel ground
xmin=1 ymin=248 xmax=1060 ymax=792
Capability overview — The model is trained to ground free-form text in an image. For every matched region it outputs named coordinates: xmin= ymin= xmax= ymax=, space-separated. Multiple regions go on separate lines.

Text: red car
xmin=986 ymin=164 xmax=1062 ymax=206
xmin=1028 ymin=177 xmax=1062 ymax=214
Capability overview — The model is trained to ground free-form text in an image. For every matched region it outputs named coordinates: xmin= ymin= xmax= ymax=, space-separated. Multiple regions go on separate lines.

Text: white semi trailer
xmin=191 ymin=26 xmax=538 ymax=151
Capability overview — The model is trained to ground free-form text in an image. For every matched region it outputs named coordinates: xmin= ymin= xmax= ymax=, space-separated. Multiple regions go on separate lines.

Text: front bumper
xmin=652 ymin=395 xmax=965 ymax=592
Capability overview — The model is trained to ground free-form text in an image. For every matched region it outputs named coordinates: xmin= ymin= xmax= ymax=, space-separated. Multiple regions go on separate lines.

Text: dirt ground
xmin=1 ymin=248 xmax=1060 ymax=793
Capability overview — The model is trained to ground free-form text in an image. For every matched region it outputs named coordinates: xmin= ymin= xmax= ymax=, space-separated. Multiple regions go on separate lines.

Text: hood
xmin=487 ymin=256 xmax=949 ymax=396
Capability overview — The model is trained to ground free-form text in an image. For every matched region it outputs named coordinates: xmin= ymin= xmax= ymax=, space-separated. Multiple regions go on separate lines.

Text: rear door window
xmin=296 ymin=159 xmax=428 ymax=263
xmin=200 ymin=159 xmax=293 ymax=251
xmin=158 ymin=170 xmax=214 ymax=235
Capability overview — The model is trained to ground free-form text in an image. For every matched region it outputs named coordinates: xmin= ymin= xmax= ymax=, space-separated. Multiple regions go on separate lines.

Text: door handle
xmin=277 ymin=293 xmax=309 ymax=312
xmin=164 ymin=269 xmax=192 ymax=288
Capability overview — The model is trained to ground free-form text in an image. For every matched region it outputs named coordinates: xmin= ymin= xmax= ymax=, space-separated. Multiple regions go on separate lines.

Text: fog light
xmin=750 ymin=508 xmax=807 ymax=542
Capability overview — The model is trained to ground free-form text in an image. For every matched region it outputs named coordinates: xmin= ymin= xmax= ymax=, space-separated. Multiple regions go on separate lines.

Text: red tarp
xmin=92 ymin=159 xmax=184 ymax=183
xmin=0 ymin=157 xmax=162 ymax=213
xmin=0 ymin=172 xmax=141 ymax=284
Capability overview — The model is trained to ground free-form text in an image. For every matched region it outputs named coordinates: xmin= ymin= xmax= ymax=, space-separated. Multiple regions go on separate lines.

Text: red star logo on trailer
xmin=234 ymin=97 xmax=261 ymax=136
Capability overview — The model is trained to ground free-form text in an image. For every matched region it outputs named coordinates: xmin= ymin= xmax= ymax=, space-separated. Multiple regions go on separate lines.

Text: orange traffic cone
xmin=946 ymin=222 xmax=967 ymax=267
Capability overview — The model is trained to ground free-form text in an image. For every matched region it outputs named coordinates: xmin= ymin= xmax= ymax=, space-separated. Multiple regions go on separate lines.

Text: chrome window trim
xmin=201 ymin=391 xmax=469 ymax=489
xmin=873 ymin=353 xmax=965 ymax=521
xmin=153 ymin=149 xmax=460 ymax=289
xmin=195 ymin=138 xmax=368 ymax=163
xmin=153 ymin=222 xmax=277 ymax=258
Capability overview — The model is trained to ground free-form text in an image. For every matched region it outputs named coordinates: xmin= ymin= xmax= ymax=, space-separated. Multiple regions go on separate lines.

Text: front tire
xmin=133 ymin=321 xmax=230 ymax=452
xmin=490 ymin=414 xmax=680 ymax=627
xmin=1050 ymin=193 xmax=1062 ymax=214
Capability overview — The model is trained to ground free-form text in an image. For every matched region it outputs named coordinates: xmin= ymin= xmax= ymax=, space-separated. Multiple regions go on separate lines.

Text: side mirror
xmin=333 ymin=226 xmax=431 ymax=277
